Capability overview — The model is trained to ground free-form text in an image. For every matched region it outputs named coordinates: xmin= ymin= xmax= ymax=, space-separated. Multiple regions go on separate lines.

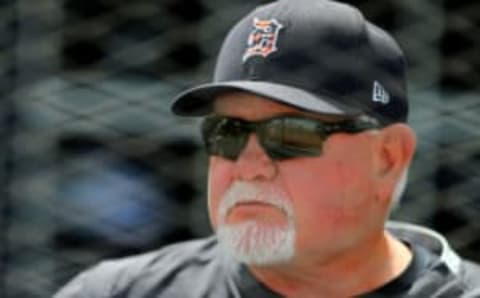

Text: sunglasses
xmin=201 ymin=114 xmax=380 ymax=161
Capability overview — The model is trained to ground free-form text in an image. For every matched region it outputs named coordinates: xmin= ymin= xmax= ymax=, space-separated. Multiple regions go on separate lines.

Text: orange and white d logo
xmin=243 ymin=18 xmax=284 ymax=62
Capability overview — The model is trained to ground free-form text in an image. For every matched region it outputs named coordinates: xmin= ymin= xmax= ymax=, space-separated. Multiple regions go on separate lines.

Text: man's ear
xmin=374 ymin=123 xmax=416 ymax=203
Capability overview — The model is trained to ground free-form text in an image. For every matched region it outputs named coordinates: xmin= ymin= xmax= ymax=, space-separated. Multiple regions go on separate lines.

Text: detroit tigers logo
xmin=243 ymin=18 xmax=284 ymax=62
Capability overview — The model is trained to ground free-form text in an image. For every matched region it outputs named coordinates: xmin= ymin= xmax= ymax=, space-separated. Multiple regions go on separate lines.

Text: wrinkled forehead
xmin=213 ymin=91 xmax=356 ymax=122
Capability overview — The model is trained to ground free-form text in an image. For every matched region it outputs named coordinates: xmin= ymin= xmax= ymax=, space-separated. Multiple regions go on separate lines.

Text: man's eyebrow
xmin=209 ymin=112 xmax=355 ymax=123
xmin=276 ymin=112 xmax=358 ymax=123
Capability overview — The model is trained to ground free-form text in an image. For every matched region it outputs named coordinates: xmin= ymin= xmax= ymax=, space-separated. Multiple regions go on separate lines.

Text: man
xmin=55 ymin=0 xmax=480 ymax=297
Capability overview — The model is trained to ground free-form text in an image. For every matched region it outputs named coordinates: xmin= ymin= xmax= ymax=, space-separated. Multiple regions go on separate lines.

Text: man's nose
xmin=232 ymin=134 xmax=278 ymax=181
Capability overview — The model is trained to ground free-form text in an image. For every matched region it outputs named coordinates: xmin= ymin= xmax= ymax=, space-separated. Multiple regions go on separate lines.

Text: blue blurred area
xmin=58 ymin=151 xmax=175 ymax=247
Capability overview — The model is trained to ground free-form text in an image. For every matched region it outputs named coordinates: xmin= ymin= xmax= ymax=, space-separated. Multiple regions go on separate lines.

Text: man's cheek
xmin=280 ymin=162 xmax=334 ymax=196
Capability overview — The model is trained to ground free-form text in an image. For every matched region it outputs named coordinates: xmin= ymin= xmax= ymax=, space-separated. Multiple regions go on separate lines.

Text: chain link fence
xmin=0 ymin=0 xmax=479 ymax=297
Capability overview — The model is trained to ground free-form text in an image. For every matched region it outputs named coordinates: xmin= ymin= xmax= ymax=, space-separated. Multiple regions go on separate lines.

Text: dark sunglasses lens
xmin=201 ymin=116 xmax=366 ymax=161
xmin=260 ymin=118 xmax=327 ymax=160
xmin=201 ymin=117 xmax=248 ymax=160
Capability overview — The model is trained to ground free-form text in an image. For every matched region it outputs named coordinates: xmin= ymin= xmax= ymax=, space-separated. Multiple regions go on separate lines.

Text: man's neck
xmin=247 ymin=231 xmax=412 ymax=298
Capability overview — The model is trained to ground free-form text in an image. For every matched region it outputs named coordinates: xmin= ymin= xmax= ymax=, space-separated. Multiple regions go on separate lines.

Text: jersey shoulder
xmin=54 ymin=237 xmax=221 ymax=298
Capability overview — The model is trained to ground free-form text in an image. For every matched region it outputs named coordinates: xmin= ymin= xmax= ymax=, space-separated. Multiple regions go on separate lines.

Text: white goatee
xmin=216 ymin=181 xmax=296 ymax=265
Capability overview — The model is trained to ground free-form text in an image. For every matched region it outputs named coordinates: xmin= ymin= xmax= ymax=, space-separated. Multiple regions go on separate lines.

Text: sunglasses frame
xmin=201 ymin=114 xmax=381 ymax=161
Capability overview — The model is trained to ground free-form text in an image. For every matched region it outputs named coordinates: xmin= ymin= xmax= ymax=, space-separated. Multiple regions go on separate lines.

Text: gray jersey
xmin=54 ymin=221 xmax=480 ymax=298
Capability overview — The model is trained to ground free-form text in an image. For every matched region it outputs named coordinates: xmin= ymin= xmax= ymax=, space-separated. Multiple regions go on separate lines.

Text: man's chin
xmin=216 ymin=221 xmax=296 ymax=265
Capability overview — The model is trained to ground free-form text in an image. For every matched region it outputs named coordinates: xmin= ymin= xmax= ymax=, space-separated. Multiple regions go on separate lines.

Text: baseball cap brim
xmin=171 ymin=80 xmax=363 ymax=117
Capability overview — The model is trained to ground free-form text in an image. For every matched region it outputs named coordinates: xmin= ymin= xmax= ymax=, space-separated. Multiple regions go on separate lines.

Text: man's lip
xmin=227 ymin=201 xmax=283 ymax=216
xmin=236 ymin=201 xmax=273 ymax=206
xmin=232 ymin=201 xmax=275 ymax=209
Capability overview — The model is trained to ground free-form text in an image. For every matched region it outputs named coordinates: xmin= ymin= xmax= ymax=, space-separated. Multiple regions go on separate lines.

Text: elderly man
xmin=55 ymin=0 xmax=480 ymax=297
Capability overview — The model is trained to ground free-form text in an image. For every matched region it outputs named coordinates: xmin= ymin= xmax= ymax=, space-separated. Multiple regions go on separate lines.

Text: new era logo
xmin=372 ymin=81 xmax=390 ymax=104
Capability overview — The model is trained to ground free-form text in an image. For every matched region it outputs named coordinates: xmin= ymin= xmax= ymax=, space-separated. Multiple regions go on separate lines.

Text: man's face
xmin=207 ymin=92 xmax=388 ymax=266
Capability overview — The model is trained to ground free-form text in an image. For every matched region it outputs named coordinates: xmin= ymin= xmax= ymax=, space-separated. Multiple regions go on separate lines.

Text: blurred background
xmin=0 ymin=0 xmax=479 ymax=297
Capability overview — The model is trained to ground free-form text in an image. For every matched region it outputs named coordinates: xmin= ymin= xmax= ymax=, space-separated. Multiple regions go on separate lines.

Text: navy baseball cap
xmin=171 ymin=0 xmax=408 ymax=125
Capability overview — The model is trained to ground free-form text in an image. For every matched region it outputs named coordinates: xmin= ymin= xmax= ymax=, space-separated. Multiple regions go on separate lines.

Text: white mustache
xmin=218 ymin=181 xmax=294 ymax=223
